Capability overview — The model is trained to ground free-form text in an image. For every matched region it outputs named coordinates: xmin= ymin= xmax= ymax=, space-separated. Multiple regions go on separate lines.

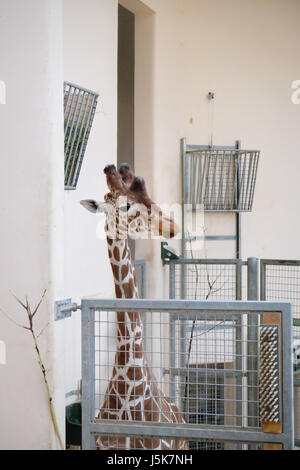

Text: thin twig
xmin=32 ymin=289 xmax=47 ymax=317
xmin=0 ymin=290 xmax=64 ymax=450
xmin=183 ymin=231 xmax=227 ymax=413
xmin=9 ymin=290 xmax=27 ymax=309
xmin=37 ymin=322 xmax=50 ymax=339
xmin=0 ymin=306 xmax=30 ymax=330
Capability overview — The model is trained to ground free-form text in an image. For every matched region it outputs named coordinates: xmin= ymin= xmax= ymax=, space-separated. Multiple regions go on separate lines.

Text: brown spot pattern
xmin=113 ymin=246 xmax=120 ymax=261
xmin=115 ymin=284 xmax=122 ymax=298
xmin=121 ymin=263 xmax=129 ymax=280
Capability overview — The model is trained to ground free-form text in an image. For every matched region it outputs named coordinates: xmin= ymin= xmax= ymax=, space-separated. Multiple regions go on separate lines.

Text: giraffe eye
xmin=119 ymin=203 xmax=131 ymax=212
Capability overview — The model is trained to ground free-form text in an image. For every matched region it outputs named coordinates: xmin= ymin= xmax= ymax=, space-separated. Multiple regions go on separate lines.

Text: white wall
xmin=0 ymin=0 xmax=119 ymax=450
xmin=129 ymin=0 xmax=300 ymax=299
xmin=0 ymin=0 xmax=64 ymax=449
xmin=62 ymin=0 xmax=118 ymax=401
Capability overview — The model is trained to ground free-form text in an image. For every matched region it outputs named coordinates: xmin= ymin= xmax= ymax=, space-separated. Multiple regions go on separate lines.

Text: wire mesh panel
xmin=260 ymin=259 xmax=300 ymax=448
xmin=169 ymin=259 xmax=242 ymax=301
xmin=261 ymin=261 xmax=300 ymax=325
xmin=261 ymin=260 xmax=300 ymax=361
xmin=184 ymin=148 xmax=259 ymax=212
xmin=64 ymin=81 xmax=99 ymax=189
xmin=81 ymin=299 xmax=293 ymax=450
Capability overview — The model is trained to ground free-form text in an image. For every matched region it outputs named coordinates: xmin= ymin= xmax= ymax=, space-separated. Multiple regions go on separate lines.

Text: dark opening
xmin=118 ymin=4 xmax=135 ymax=257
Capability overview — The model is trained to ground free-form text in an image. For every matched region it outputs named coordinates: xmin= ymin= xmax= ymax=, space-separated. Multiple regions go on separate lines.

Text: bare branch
xmin=192 ymin=321 xmax=227 ymax=339
xmin=0 ymin=306 xmax=30 ymax=330
xmin=32 ymin=288 xmax=47 ymax=317
xmin=37 ymin=322 xmax=49 ymax=338
xmin=9 ymin=290 xmax=27 ymax=310
xmin=0 ymin=290 xmax=64 ymax=450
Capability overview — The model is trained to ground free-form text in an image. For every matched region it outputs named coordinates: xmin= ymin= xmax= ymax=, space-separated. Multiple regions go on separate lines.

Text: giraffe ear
xmin=80 ymin=199 xmax=102 ymax=213
xmin=80 ymin=200 xmax=113 ymax=214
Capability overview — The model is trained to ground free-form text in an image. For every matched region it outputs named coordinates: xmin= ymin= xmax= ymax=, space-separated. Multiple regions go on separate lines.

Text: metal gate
xmin=168 ymin=258 xmax=243 ymax=301
xmin=166 ymin=256 xmax=300 ymax=448
xmin=81 ymin=298 xmax=293 ymax=450
xmin=260 ymin=259 xmax=300 ymax=325
xmin=260 ymin=259 xmax=300 ymax=447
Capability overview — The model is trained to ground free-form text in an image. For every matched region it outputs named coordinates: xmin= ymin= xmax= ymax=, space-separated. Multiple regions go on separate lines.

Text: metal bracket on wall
xmin=55 ymin=299 xmax=81 ymax=321
xmin=161 ymin=242 xmax=180 ymax=263
xmin=181 ymin=138 xmax=243 ymax=259
xmin=65 ymin=380 xmax=82 ymax=400
xmin=188 ymin=235 xmax=237 ymax=241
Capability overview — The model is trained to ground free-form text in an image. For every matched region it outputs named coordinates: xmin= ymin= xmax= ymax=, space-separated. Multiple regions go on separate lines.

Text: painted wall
xmin=122 ymin=0 xmax=300 ymax=299
xmin=0 ymin=0 xmax=64 ymax=450
xmin=62 ymin=0 xmax=118 ymax=404
xmin=0 ymin=0 xmax=118 ymax=449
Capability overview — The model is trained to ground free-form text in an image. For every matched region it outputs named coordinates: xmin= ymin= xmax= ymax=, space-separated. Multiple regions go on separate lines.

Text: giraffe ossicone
xmin=81 ymin=164 xmax=187 ymax=450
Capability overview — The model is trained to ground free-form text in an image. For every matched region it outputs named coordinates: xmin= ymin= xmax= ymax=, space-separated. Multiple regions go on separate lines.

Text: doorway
xmin=118 ymin=4 xmax=135 ymax=257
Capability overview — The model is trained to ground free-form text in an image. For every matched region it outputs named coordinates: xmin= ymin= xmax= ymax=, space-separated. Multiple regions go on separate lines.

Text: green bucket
xmin=66 ymin=402 xmax=82 ymax=447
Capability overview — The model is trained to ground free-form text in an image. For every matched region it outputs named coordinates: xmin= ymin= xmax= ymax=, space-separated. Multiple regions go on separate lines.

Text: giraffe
xmin=81 ymin=164 xmax=187 ymax=450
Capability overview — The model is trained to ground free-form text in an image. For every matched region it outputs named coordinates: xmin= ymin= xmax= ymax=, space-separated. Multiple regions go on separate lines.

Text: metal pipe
xmin=247 ymin=258 xmax=259 ymax=433
xmin=247 ymin=257 xmax=259 ymax=300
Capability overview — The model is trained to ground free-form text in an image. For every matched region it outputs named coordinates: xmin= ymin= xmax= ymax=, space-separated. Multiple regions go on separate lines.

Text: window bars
xmin=81 ymin=299 xmax=293 ymax=450
xmin=64 ymin=81 xmax=99 ymax=189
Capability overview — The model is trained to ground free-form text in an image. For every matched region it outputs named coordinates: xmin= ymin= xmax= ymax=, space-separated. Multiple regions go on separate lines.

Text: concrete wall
xmin=0 ymin=0 xmax=118 ymax=449
xmin=62 ymin=0 xmax=118 ymax=404
xmin=0 ymin=0 xmax=64 ymax=450
xmin=122 ymin=0 xmax=300 ymax=299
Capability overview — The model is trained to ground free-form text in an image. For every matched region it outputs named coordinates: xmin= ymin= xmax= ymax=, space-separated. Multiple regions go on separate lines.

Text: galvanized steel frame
xmin=133 ymin=259 xmax=147 ymax=299
xmin=168 ymin=257 xmax=259 ymax=439
xmin=260 ymin=259 xmax=300 ymax=448
xmin=168 ymin=257 xmax=243 ymax=301
xmin=260 ymin=259 xmax=300 ymax=328
xmin=81 ymin=298 xmax=294 ymax=450
xmin=181 ymin=139 xmax=243 ymax=259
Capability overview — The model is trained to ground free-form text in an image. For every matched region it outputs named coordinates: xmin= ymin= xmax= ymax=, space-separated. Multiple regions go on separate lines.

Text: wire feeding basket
xmin=185 ymin=148 xmax=260 ymax=212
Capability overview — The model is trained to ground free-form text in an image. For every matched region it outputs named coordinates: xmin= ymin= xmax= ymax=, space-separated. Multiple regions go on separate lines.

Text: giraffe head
xmin=80 ymin=164 xmax=179 ymax=240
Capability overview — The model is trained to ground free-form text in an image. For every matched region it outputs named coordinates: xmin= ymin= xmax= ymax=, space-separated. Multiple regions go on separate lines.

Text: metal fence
xmin=81 ymin=298 xmax=293 ymax=450
xmin=133 ymin=260 xmax=147 ymax=299
xmin=169 ymin=258 xmax=242 ymax=301
xmin=64 ymin=81 xmax=99 ymax=189
xmin=261 ymin=260 xmax=300 ymax=326
xmin=260 ymin=259 xmax=300 ymax=447
xmin=165 ymin=256 xmax=300 ymax=448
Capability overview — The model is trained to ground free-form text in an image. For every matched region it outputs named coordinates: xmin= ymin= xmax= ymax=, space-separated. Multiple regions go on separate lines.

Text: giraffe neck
xmin=107 ymin=236 xmax=142 ymax=349
xmin=107 ymin=237 xmax=138 ymax=299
